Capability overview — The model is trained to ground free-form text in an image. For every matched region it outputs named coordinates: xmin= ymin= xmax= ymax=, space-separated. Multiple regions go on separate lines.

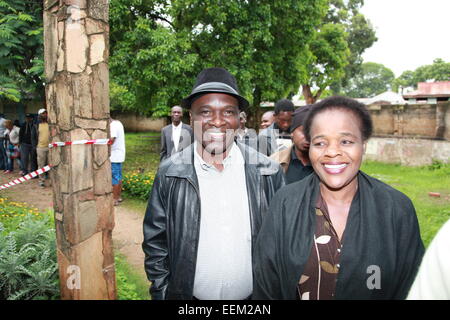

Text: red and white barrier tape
xmin=1 ymin=139 xmax=113 ymax=191
xmin=49 ymin=138 xmax=112 ymax=148
xmin=0 ymin=165 xmax=52 ymax=190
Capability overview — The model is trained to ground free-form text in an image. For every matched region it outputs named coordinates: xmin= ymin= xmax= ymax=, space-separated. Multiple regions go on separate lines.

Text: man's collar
xmin=172 ymin=121 xmax=182 ymax=128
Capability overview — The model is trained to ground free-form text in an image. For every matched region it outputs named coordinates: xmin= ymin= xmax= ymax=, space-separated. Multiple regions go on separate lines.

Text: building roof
xmin=403 ymin=81 xmax=450 ymax=99
xmin=365 ymin=91 xmax=406 ymax=105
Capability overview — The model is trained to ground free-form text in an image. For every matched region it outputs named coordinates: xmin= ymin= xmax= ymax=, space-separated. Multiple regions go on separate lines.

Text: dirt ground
xmin=0 ymin=170 xmax=147 ymax=279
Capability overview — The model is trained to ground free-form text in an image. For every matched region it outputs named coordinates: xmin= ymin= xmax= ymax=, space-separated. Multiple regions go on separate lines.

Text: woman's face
xmin=309 ymin=108 xmax=366 ymax=192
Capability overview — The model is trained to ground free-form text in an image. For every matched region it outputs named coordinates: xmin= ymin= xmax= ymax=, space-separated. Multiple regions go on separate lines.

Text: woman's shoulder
xmin=359 ymin=171 xmax=414 ymax=210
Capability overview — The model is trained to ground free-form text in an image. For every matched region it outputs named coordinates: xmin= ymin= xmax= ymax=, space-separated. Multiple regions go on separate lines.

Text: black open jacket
xmin=253 ymin=171 xmax=425 ymax=300
xmin=143 ymin=141 xmax=285 ymax=300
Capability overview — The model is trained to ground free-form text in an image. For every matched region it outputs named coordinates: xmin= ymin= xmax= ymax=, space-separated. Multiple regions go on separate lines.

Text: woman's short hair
xmin=304 ymin=96 xmax=373 ymax=142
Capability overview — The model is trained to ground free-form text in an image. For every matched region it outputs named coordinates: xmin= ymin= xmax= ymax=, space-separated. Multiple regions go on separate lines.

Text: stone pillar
xmin=44 ymin=0 xmax=116 ymax=300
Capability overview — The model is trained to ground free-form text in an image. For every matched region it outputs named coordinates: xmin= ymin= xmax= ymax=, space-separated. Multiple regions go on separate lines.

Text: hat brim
xmin=181 ymin=82 xmax=249 ymax=110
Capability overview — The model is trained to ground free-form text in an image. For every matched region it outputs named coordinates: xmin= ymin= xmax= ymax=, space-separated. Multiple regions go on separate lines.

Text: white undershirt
xmin=172 ymin=122 xmax=182 ymax=152
xmin=193 ymin=141 xmax=253 ymax=300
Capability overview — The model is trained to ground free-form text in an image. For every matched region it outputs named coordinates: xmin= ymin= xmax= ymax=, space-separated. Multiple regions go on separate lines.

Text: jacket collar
xmin=165 ymin=140 xmax=279 ymax=179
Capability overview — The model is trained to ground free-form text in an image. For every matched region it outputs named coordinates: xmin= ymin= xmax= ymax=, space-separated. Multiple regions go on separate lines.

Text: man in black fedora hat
xmin=143 ymin=67 xmax=285 ymax=300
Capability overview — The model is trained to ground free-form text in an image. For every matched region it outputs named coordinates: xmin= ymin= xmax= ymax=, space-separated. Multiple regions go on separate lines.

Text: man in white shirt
xmin=143 ymin=67 xmax=285 ymax=300
xmin=160 ymin=106 xmax=193 ymax=161
xmin=110 ymin=118 xmax=126 ymax=206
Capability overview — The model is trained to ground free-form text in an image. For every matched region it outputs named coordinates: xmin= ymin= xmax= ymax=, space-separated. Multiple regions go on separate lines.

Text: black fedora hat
xmin=181 ymin=67 xmax=249 ymax=110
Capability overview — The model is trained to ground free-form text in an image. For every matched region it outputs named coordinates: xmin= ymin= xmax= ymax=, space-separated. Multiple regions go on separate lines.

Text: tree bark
xmin=44 ymin=0 xmax=116 ymax=300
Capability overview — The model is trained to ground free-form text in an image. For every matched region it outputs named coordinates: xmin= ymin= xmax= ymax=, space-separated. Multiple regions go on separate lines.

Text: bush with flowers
xmin=122 ymin=171 xmax=155 ymax=201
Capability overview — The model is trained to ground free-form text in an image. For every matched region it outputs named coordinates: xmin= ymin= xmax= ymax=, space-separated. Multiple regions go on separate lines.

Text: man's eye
xmin=224 ymin=110 xmax=236 ymax=116
xmin=201 ymin=110 xmax=211 ymax=116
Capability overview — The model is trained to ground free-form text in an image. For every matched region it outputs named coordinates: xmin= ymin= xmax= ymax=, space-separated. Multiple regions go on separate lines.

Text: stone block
xmin=70 ymin=129 xmax=94 ymax=192
xmin=89 ymin=33 xmax=105 ymax=65
xmin=96 ymin=194 xmax=114 ymax=231
xmin=58 ymin=232 xmax=111 ymax=299
xmin=64 ymin=0 xmax=87 ymax=9
xmin=91 ymin=63 xmax=110 ymax=119
xmin=55 ymin=74 xmax=73 ymax=130
xmin=89 ymin=0 xmax=109 ymax=22
xmin=65 ymin=19 xmax=88 ymax=73
xmin=75 ymin=118 xmax=107 ymax=129
xmin=72 ymin=73 xmax=93 ymax=118
xmin=94 ymin=161 xmax=112 ymax=195
xmin=86 ymin=17 xmax=106 ymax=35
xmin=44 ymin=11 xmax=58 ymax=82
xmin=78 ymin=200 xmax=98 ymax=242
xmin=92 ymin=129 xmax=108 ymax=166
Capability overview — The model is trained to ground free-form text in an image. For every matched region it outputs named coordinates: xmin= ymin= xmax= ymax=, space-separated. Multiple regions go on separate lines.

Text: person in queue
xmin=253 ymin=96 xmax=424 ymax=300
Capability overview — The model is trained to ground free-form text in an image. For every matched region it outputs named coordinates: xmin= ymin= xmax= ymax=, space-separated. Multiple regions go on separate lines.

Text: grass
xmin=115 ymin=252 xmax=150 ymax=300
xmin=361 ymin=161 xmax=450 ymax=247
xmin=124 ymin=132 xmax=161 ymax=174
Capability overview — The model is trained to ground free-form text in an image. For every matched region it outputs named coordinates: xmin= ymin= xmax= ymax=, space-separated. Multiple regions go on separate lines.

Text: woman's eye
xmin=342 ymin=140 xmax=354 ymax=145
xmin=313 ymin=141 xmax=325 ymax=147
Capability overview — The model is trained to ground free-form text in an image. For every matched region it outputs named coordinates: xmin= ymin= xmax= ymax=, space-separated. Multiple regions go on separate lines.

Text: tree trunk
xmin=44 ymin=0 xmax=116 ymax=300
xmin=302 ymin=84 xmax=316 ymax=104
xmin=251 ymin=86 xmax=262 ymax=130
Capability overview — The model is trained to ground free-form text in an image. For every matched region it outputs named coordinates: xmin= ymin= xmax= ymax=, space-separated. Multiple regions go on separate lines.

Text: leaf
xmin=315 ymin=235 xmax=331 ymax=244
xmin=320 ymin=261 xmax=339 ymax=274
xmin=299 ymin=275 xmax=310 ymax=285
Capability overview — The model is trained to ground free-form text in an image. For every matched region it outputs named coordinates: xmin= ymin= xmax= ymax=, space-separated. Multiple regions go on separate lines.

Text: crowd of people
xmin=0 ymin=109 xmax=50 ymax=187
xmin=142 ymin=67 xmax=449 ymax=300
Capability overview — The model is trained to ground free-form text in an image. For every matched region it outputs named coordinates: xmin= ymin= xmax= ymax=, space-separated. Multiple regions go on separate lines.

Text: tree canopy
xmin=301 ymin=0 xmax=377 ymax=103
xmin=393 ymin=58 xmax=450 ymax=92
xmin=341 ymin=62 xmax=395 ymax=98
xmin=110 ymin=0 xmax=328 ymax=119
xmin=0 ymin=0 xmax=44 ymax=102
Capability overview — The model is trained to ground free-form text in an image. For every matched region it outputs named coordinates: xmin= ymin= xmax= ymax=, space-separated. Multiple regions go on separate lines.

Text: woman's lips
xmin=323 ymin=163 xmax=348 ymax=174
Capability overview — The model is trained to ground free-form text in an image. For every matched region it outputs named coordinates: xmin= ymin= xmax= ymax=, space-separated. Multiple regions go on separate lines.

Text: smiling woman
xmin=253 ymin=96 xmax=425 ymax=300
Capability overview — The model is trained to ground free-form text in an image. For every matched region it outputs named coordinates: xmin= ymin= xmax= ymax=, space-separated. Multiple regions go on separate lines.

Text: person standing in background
xmin=19 ymin=113 xmax=37 ymax=176
xmin=270 ymin=105 xmax=313 ymax=184
xmin=160 ymin=105 xmax=193 ymax=162
xmin=110 ymin=117 xmax=126 ymax=206
xmin=0 ymin=115 xmax=7 ymax=171
xmin=33 ymin=109 xmax=50 ymax=187
xmin=260 ymin=111 xmax=275 ymax=131
xmin=3 ymin=119 xmax=21 ymax=174
xmin=258 ymin=99 xmax=294 ymax=156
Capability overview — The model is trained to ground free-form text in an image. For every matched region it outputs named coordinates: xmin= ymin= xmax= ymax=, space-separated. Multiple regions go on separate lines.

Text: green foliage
xmin=115 ymin=253 xmax=150 ymax=300
xmin=0 ymin=0 xmax=44 ymax=102
xmin=123 ymin=171 xmax=155 ymax=201
xmin=393 ymin=58 xmax=450 ymax=92
xmin=303 ymin=0 xmax=377 ymax=102
xmin=342 ymin=62 xmax=395 ymax=98
xmin=110 ymin=0 xmax=327 ymax=119
xmin=0 ymin=199 xmax=59 ymax=300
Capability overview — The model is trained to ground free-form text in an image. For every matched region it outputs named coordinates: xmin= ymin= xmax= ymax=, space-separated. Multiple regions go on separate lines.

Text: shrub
xmin=0 ymin=199 xmax=59 ymax=300
xmin=122 ymin=171 xmax=155 ymax=201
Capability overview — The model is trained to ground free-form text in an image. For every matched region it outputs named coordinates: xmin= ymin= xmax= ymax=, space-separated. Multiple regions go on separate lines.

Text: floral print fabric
xmin=297 ymin=193 xmax=343 ymax=300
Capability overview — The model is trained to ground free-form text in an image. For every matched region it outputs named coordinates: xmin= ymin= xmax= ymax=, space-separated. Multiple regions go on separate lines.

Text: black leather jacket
xmin=142 ymin=141 xmax=285 ymax=300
